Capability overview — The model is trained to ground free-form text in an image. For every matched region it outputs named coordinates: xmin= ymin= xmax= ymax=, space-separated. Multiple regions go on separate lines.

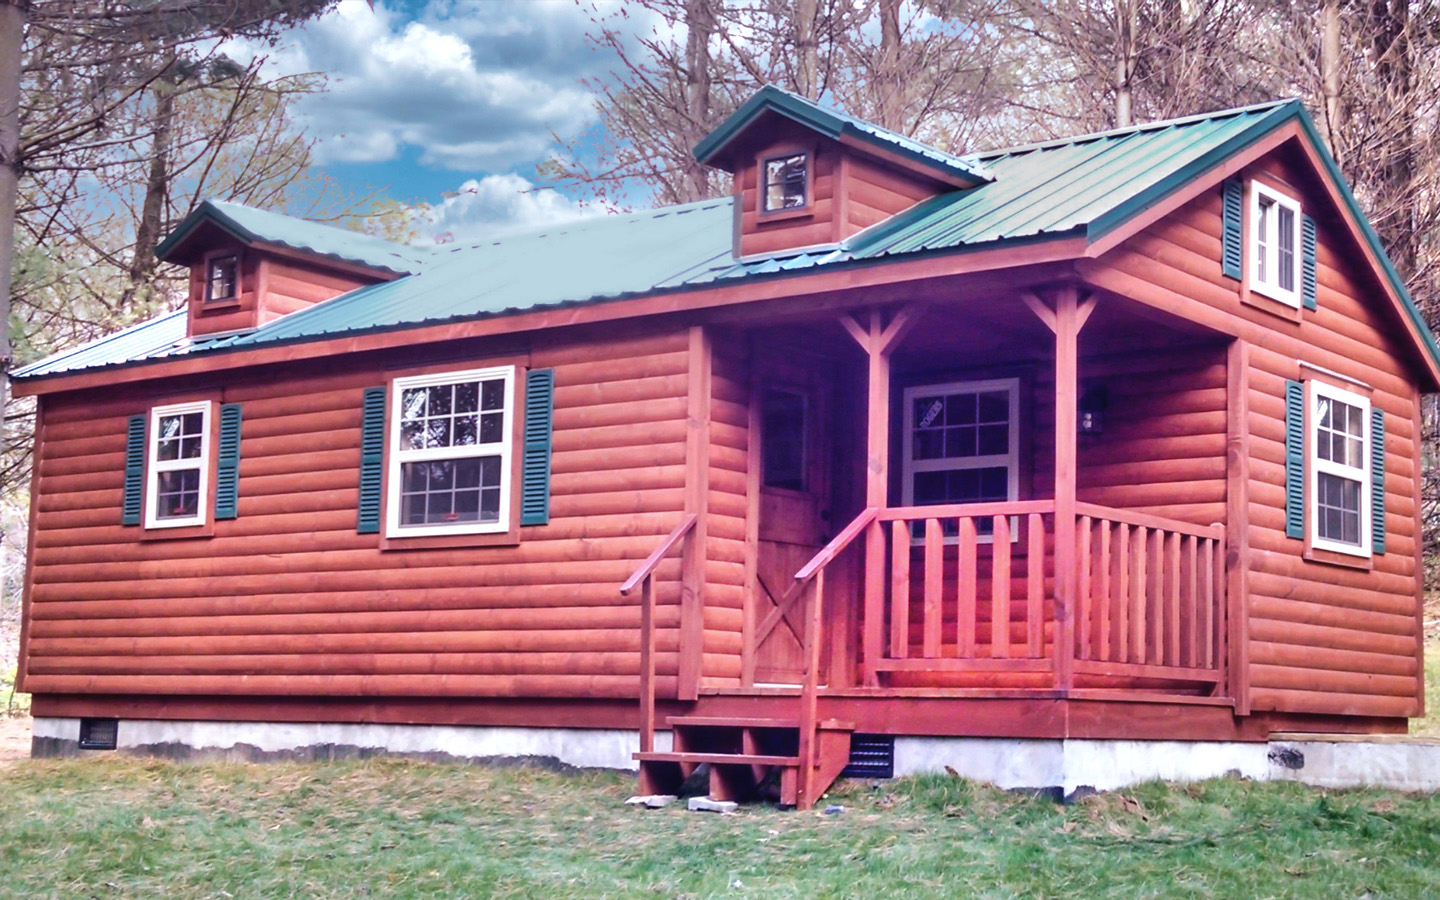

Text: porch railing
xmin=796 ymin=499 xmax=1226 ymax=692
xmin=869 ymin=501 xmax=1057 ymax=675
xmin=1072 ymin=504 xmax=1226 ymax=685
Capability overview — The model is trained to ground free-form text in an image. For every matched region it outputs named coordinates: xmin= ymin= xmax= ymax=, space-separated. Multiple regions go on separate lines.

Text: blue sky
xmin=230 ymin=0 xmax=644 ymax=242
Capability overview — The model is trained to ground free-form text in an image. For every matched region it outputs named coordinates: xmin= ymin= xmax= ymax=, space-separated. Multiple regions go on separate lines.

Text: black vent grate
xmin=78 ymin=718 xmax=118 ymax=751
xmin=842 ymin=733 xmax=894 ymax=779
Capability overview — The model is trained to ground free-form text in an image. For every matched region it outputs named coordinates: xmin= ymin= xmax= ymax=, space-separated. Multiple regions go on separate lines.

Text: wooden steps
xmin=635 ymin=716 xmax=854 ymax=809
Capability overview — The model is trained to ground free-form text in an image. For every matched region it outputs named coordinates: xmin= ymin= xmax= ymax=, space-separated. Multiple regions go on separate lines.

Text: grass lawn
xmin=1 ymin=758 xmax=1438 ymax=900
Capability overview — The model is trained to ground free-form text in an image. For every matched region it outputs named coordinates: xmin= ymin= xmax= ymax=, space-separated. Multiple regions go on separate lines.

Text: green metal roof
xmin=17 ymin=95 xmax=1440 ymax=381
xmin=693 ymin=85 xmax=993 ymax=185
xmin=154 ymin=199 xmax=430 ymax=274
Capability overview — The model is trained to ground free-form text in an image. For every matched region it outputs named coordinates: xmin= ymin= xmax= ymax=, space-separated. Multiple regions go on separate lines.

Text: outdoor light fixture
xmin=1079 ymin=384 xmax=1109 ymax=435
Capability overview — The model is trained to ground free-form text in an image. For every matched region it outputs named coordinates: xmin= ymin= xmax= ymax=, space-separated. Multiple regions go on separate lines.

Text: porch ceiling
xmin=888 ymin=288 xmax=1227 ymax=372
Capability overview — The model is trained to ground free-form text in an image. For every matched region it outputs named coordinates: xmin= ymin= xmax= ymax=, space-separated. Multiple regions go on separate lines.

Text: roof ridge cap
xmin=443 ymin=196 xmax=734 ymax=250
xmin=977 ymin=98 xmax=1300 ymax=159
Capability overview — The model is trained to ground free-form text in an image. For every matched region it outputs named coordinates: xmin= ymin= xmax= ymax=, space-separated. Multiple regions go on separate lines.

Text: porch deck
xmin=625 ymin=497 xmax=1229 ymax=808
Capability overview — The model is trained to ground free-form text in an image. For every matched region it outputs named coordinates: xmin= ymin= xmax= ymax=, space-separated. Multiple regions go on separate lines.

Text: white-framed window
xmin=1309 ymin=380 xmax=1371 ymax=557
xmin=762 ymin=152 xmax=809 ymax=213
xmin=901 ymin=378 xmax=1020 ymax=537
xmin=1250 ymin=181 xmax=1301 ymax=306
xmin=145 ymin=400 xmax=211 ymax=529
xmin=386 ymin=365 xmax=515 ymax=537
xmin=206 ymin=254 xmax=238 ymax=303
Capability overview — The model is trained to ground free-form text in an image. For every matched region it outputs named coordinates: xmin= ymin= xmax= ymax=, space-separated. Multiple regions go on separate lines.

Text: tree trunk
xmin=875 ymin=0 xmax=902 ymax=130
xmin=1321 ymin=0 xmax=1343 ymax=155
xmin=125 ymin=77 xmax=177 ymax=311
xmin=0 ymin=0 xmax=25 ymax=391
xmin=794 ymin=0 xmax=819 ymax=99
xmin=682 ymin=0 xmax=714 ymax=202
xmin=1367 ymin=0 xmax=1416 ymax=278
xmin=1114 ymin=0 xmax=1138 ymax=127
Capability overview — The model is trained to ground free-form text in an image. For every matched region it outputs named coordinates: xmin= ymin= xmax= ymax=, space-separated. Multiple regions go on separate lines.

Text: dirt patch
xmin=0 ymin=717 xmax=31 ymax=768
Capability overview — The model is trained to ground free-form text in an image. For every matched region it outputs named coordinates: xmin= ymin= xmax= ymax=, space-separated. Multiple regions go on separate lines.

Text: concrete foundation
xmin=30 ymin=718 xmax=1440 ymax=796
xmin=32 ymin=717 xmax=671 ymax=771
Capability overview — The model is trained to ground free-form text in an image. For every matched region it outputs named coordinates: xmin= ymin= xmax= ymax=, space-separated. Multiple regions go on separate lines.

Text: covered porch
xmin=626 ymin=279 xmax=1241 ymax=806
xmin=728 ymin=282 xmax=1234 ymax=700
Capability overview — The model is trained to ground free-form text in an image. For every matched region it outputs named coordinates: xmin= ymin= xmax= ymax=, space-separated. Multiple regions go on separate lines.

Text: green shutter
xmin=521 ymin=368 xmax=555 ymax=526
xmin=1284 ymin=380 xmax=1305 ymax=540
xmin=1371 ymin=407 xmax=1386 ymax=554
xmin=1221 ymin=179 xmax=1243 ymax=280
xmin=357 ymin=386 xmax=386 ymax=534
xmin=1301 ymin=214 xmax=1318 ymax=310
xmin=122 ymin=414 xmax=146 ymax=526
xmin=215 ymin=403 xmax=243 ymax=520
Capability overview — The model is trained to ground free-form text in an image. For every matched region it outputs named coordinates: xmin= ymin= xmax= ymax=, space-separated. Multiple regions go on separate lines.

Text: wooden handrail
xmin=1074 ymin=502 xmax=1224 ymax=541
xmin=752 ymin=508 xmax=878 ymax=651
xmin=794 ymin=507 xmax=879 ymax=582
xmin=624 ymin=513 xmax=698 ymax=758
xmin=620 ymin=514 xmax=698 ymax=596
xmin=877 ymin=499 xmax=1056 ymax=521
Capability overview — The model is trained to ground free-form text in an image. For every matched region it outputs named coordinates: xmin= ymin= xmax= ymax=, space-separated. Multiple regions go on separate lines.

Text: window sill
xmin=380 ymin=527 xmax=520 ymax=551
xmin=1303 ymin=544 xmax=1373 ymax=571
xmin=140 ymin=521 xmax=215 ymax=541
xmin=199 ymin=299 xmax=242 ymax=312
xmin=757 ymin=205 xmax=814 ymax=225
xmin=1240 ymin=286 xmax=1302 ymax=323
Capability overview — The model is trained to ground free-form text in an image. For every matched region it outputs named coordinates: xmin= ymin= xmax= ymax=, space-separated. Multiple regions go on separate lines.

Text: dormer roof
xmin=693 ymin=85 xmax=992 ymax=188
xmin=156 ymin=199 xmax=429 ymax=275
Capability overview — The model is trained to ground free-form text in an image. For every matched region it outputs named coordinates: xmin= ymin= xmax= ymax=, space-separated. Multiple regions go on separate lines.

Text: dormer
xmin=156 ymin=200 xmax=423 ymax=339
xmin=694 ymin=86 xmax=992 ymax=260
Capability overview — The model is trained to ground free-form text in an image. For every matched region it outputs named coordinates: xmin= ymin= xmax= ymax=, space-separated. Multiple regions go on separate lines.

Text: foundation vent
xmin=842 ymin=733 xmax=894 ymax=779
xmin=78 ymin=718 xmax=119 ymax=751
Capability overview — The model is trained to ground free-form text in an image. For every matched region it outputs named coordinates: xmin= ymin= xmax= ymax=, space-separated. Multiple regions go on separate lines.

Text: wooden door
xmin=751 ymin=361 xmax=832 ymax=685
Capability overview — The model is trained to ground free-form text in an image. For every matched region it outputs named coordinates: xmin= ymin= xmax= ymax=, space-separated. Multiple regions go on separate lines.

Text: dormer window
xmin=1250 ymin=182 xmax=1301 ymax=306
xmin=206 ymin=254 xmax=238 ymax=303
xmin=763 ymin=152 xmax=809 ymax=212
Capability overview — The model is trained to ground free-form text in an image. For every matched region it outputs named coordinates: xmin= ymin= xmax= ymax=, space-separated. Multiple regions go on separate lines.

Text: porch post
xmin=1053 ymin=289 xmax=1079 ymax=690
xmin=840 ymin=307 xmax=916 ymax=686
xmin=862 ymin=311 xmax=891 ymax=687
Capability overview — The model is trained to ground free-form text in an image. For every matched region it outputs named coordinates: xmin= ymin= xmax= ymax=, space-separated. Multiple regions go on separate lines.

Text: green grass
xmin=1 ymin=759 xmax=1438 ymax=899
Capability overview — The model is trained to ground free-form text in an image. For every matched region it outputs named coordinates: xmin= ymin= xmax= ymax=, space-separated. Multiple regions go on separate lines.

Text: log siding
xmin=1096 ymin=151 xmax=1423 ymax=720
xmin=24 ymin=329 xmax=700 ymax=701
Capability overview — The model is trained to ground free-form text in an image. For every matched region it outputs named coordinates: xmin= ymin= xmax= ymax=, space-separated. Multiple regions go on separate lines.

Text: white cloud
xmin=419 ymin=173 xmax=610 ymax=243
xmin=234 ymin=0 xmax=622 ymax=171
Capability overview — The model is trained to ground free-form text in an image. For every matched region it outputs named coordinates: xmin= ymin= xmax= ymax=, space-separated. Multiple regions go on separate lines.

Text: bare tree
xmin=551 ymin=0 xmax=1021 ymax=207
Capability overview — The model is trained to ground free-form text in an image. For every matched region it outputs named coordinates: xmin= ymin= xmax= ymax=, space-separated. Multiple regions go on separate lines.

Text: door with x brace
xmin=750 ymin=359 xmax=832 ymax=685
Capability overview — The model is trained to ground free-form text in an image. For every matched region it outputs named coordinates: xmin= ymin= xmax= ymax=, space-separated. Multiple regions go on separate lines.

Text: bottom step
xmin=636 ymin=720 xmax=853 ymax=810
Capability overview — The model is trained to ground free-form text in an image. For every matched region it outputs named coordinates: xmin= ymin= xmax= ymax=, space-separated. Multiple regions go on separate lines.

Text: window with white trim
xmin=146 ymin=401 xmax=211 ymax=529
xmin=762 ymin=152 xmax=808 ymax=212
xmin=901 ymin=378 xmax=1019 ymax=536
xmin=387 ymin=366 xmax=514 ymax=537
xmin=1250 ymin=182 xmax=1301 ymax=306
xmin=206 ymin=254 xmax=238 ymax=303
xmin=1309 ymin=380 xmax=1370 ymax=556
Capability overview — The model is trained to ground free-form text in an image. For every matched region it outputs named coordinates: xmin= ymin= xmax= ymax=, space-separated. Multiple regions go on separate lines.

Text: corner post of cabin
xmin=679 ymin=325 xmax=712 ymax=701
xmin=1225 ymin=338 xmax=1251 ymax=714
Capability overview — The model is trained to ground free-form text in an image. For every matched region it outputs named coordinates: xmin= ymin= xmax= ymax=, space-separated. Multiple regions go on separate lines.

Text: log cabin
xmin=12 ymin=88 xmax=1437 ymax=807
